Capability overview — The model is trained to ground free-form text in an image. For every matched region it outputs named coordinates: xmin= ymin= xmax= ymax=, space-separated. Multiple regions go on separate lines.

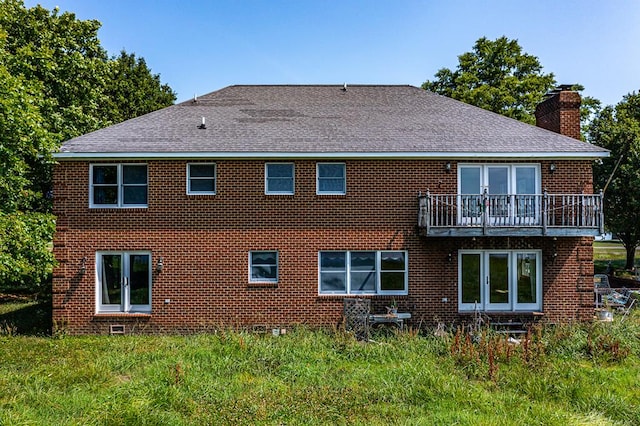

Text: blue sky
xmin=24 ymin=0 xmax=640 ymax=106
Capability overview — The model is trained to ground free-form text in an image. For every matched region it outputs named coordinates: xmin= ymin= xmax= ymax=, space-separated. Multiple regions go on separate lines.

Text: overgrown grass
xmin=1 ymin=315 xmax=639 ymax=425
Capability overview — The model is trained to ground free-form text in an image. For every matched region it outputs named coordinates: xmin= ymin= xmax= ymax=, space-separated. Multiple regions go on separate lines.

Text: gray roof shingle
xmin=57 ymin=85 xmax=608 ymax=158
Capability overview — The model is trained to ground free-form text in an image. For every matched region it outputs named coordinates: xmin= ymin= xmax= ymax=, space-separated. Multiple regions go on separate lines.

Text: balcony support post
xmin=598 ymin=190 xmax=605 ymax=235
xmin=542 ymin=189 xmax=548 ymax=236
xmin=482 ymin=189 xmax=488 ymax=235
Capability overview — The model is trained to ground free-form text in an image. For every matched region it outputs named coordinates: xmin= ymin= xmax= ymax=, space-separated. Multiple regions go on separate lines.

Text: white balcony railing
xmin=418 ymin=190 xmax=604 ymax=236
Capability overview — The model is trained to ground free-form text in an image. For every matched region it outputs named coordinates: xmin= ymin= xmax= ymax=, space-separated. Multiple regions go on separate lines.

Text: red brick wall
xmin=535 ymin=90 xmax=582 ymax=140
xmin=52 ymin=159 xmax=595 ymax=334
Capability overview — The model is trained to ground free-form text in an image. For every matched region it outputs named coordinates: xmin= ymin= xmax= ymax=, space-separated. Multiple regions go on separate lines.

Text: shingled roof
xmin=56 ymin=85 xmax=608 ymax=159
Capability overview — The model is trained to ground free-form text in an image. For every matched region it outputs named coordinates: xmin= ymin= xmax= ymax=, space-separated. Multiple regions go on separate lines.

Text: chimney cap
xmin=544 ymin=84 xmax=578 ymax=99
xmin=556 ymin=84 xmax=575 ymax=91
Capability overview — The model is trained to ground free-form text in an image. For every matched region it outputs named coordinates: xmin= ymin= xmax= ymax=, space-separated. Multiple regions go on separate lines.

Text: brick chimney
xmin=535 ymin=85 xmax=581 ymax=140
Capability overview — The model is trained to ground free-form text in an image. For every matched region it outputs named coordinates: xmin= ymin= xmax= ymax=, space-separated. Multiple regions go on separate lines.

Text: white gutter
xmin=53 ymin=150 xmax=609 ymax=161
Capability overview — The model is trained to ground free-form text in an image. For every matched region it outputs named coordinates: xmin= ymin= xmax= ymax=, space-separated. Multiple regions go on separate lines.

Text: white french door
xmin=458 ymin=164 xmax=540 ymax=226
xmin=459 ymin=250 xmax=542 ymax=312
xmin=97 ymin=252 xmax=151 ymax=313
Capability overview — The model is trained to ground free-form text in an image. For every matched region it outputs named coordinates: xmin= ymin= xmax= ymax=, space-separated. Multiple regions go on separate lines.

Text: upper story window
xmin=187 ymin=163 xmax=216 ymax=195
xmin=318 ymin=251 xmax=408 ymax=295
xmin=90 ymin=164 xmax=148 ymax=208
xmin=265 ymin=163 xmax=294 ymax=195
xmin=317 ymin=163 xmax=346 ymax=195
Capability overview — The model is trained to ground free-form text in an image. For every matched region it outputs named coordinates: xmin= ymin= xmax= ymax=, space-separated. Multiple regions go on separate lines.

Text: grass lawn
xmin=594 ymin=241 xmax=640 ymax=275
xmin=1 ymin=244 xmax=639 ymax=424
xmin=1 ymin=312 xmax=640 ymax=425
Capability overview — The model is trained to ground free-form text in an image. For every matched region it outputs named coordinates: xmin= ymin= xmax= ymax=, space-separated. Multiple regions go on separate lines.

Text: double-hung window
xmin=90 ymin=164 xmax=148 ymax=208
xmin=249 ymin=251 xmax=279 ymax=283
xmin=459 ymin=250 xmax=542 ymax=312
xmin=265 ymin=163 xmax=294 ymax=195
xmin=96 ymin=251 xmax=152 ymax=313
xmin=317 ymin=163 xmax=346 ymax=195
xmin=187 ymin=163 xmax=216 ymax=195
xmin=319 ymin=251 xmax=408 ymax=295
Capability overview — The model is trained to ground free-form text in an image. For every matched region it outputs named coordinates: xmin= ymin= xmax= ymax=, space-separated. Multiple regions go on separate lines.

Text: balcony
xmin=418 ymin=190 xmax=604 ymax=237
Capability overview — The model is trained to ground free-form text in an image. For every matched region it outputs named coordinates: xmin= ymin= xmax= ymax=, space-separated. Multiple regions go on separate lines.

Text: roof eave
xmin=52 ymin=151 xmax=610 ymax=161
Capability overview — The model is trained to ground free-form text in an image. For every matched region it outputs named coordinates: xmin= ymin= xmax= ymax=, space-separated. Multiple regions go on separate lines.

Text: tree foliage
xmin=0 ymin=0 xmax=176 ymax=291
xmin=591 ymin=92 xmax=640 ymax=269
xmin=422 ymin=36 xmax=601 ymax=138
xmin=0 ymin=28 xmax=57 ymax=289
xmin=105 ymin=51 xmax=177 ymax=124
xmin=422 ymin=37 xmax=556 ymax=124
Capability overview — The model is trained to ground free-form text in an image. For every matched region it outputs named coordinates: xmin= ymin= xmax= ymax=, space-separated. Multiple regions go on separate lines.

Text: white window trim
xmin=249 ymin=251 xmax=279 ymax=283
xmin=89 ymin=163 xmax=148 ymax=208
xmin=265 ymin=163 xmax=295 ymax=195
xmin=458 ymin=249 xmax=542 ymax=312
xmin=318 ymin=251 xmax=408 ymax=296
xmin=186 ymin=163 xmax=217 ymax=195
xmin=95 ymin=251 xmax=152 ymax=314
xmin=316 ymin=162 xmax=346 ymax=195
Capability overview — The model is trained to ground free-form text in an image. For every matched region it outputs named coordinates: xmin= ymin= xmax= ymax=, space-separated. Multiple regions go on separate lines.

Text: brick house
xmin=52 ymin=85 xmax=608 ymax=334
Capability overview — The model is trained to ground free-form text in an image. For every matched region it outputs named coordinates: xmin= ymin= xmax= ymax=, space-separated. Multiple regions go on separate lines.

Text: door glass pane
xmin=461 ymin=254 xmax=481 ymax=304
xmin=488 ymin=167 xmax=508 ymax=194
xmin=515 ymin=167 xmax=536 ymax=194
xmin=515 ymin=167 xmax=536 ymax=220
xmin=101 ymin=255 xmax=122 ymax=305
xmin=460 ymin=168 xmax=481 ymax=194
xmin=129 ymin=254 xmax=150 ymax=305
xmin=460 ymin=167 xmax=481 ymax=218
xmin=488 ymin=167 xmax=509 ymax=218
xmin=517 ymin=253 xmax=537 ymax=304
xmin=489 ymin=253 xmax=509 ymax=304
xmin=351 ymin=252 xmax=375 ymax=292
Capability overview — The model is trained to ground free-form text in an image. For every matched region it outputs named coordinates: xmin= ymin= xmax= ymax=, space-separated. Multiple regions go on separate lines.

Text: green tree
xmin=0 ymin=0 xmax=176 ymax=291
xmin=0 ymin=0 xmax=110 ymax=141
xmin=422 ymin=37 xmax=556 ymax=124
xmin=104 ymin=51 xmax=177 ymax=124
xmin=0 ymin=35 xmax=56 ymax=289
xmin=422 ymin=36 xmax=601 ymax=137
xmin=591 ymin=92 xmax=640 ymax=270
